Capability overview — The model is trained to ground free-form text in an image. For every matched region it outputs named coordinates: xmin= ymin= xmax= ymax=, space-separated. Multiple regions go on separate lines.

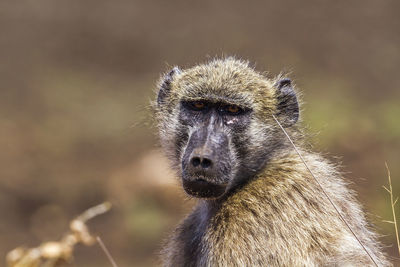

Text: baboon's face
xmin=178 ymin=99 xmax=251 ymax=198
xmin=156 ymin=59 xmax=299 ymax=199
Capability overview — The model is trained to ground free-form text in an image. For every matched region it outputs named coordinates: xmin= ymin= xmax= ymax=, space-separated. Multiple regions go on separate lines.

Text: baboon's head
xmin=155 ymin=58 xmax=299 ymax=199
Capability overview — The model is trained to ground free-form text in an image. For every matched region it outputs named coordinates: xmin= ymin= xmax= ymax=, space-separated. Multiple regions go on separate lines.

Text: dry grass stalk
xmin=96 ymin=236 xmax=119 ymax=267
xmin=272 ymin=114 xmax=379 ymax=267
xmin=6 ymin=202 xmax=112 ymax=267
xmin=383 ymin=163 xmax=400 ymax=257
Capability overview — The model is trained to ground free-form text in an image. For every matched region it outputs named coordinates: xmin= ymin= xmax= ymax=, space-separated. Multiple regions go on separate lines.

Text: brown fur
xmin=154 ymin=58 xmax=390 ymax=266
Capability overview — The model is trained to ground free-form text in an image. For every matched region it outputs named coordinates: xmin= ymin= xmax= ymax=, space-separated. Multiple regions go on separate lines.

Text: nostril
xmin=191 ymin=157 xmax=201 ymax=167
xmin=201 ymin=158 xmax=212 ymax=168
xmin=190 ymin=156 xmax=213 ymax=169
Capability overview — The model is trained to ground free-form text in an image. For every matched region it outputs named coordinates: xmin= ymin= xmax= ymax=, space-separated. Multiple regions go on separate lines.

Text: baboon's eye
xmin=220 ymin=104 xmax=243 ymax=115
xmin=194 ymin=101 xmax=205 ymax=109
xmin=227 ymin=105 xmax=240 ymax=113
xmin=185 ymin=101 xmax=208 ymax=111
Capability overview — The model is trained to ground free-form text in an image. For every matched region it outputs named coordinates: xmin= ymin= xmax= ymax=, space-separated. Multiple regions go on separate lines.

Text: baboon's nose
xmin=190 ymin=155 xmax=213 ymax=169
xmin=189 ymin=146 xmax=215 ymax=171
xmin=183 ymin=126 xmax=229 ymax=179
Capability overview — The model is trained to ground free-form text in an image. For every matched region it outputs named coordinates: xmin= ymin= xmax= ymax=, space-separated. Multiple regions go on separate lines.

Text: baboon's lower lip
xmin=182 ymin=178 xmax=226 ymax=198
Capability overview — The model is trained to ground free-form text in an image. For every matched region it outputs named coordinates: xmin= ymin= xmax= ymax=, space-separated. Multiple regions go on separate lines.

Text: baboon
xmin=154 ymin=58 xmax=389 ymax=266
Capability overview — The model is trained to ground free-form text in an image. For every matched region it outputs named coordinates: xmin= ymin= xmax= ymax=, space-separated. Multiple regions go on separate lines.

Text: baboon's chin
xmin=182 ymin=178 xmax=227 ymax=199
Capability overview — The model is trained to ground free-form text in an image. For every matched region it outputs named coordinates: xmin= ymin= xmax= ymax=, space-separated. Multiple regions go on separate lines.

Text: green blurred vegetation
xmin=0 ymin=0 xmax=399 ymax=266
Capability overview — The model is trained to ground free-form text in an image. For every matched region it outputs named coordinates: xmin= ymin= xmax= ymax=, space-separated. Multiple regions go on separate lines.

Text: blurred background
xmin=0 ymin=0 xmax=399 ymax=266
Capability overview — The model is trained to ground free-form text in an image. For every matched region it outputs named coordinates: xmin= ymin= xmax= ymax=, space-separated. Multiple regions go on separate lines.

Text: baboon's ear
xmin=274 ymin=78 xmax=299 ymax=127
xmin=157 ymin=67 xmax=181 ymax=106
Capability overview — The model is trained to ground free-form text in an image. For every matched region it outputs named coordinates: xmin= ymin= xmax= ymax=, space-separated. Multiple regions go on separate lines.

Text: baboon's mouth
xmin=182 ymin=178 xmax=227 ymax=198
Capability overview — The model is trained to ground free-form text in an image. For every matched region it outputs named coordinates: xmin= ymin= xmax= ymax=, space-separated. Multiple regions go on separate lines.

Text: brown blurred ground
xmin=0 ymin=0 xmax=399 ymax=266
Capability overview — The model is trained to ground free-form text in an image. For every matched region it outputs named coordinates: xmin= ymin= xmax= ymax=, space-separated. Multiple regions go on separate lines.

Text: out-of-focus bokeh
xmin=0 ymin=0 xmax=399 ymax=266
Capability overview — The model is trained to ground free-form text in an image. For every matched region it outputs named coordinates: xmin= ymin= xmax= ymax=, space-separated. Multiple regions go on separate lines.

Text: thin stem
xmin=385 ymin=162 xmax=400 ymax=256
xmin=77 ymin=202 xmax=112 ymax=222
xmin=97 ymin=236 xmax=119 ymax=267
xmin=272 ymin=115 xmax=378 ymax=267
